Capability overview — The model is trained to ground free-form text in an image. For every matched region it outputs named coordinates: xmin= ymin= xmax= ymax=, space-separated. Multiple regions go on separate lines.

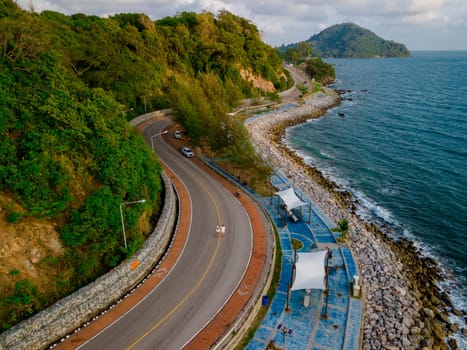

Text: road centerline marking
xmin=126 ymin=155 xmax=224 ymax=350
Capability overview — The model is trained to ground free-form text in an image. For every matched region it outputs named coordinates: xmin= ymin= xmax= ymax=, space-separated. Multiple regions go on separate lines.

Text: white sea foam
xmin=353 ymin=190 xmax=396 ymax=224
xmin=350 ymin=181 xmax=467 ymax=328
xmin=318 ymin=150 xmax=334 ymax=160
xmin=349 ymin=181 xmax=467 ymax=327
xmin=248 ymin=83 xmax=465 ymax=348
xmin=377 ymin=186 xmax=399 ymax=196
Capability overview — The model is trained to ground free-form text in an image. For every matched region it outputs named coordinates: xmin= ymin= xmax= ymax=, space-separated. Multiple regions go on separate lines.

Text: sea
xmin=285 ymin=51 xmax=467 ymax=318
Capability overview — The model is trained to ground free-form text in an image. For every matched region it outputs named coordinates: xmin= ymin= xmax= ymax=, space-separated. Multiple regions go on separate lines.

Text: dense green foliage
xmin=0 ymin=1 xmax=164 ymax=328
xmin=0 ymin=279 xmax=42 ymax=329
xmin=304 ymin=57 xmax=336 ymax=85
xmin=278 ymin=42 xmax=335 ymax=84
xmin=280 ymin=41 xmax=312 ymax=65
xmin=0 ymin=0 xmax=289 ymax=330
xmin=280 ymin=22 xmax=410 ymax=58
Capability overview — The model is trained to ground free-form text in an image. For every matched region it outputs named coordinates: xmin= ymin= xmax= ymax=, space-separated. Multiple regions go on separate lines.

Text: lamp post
xmin=281 ymin=324 xmax=288 ymax=349
xmin=151 ymin=130 xmax=168 ymax=151
xmin=322 ymin=248 xmax=330 ymax=319
xmin=278 ymin=323 xmax=293 ymax=349
xmin=120 ymin=199 xmax=146 ymax=250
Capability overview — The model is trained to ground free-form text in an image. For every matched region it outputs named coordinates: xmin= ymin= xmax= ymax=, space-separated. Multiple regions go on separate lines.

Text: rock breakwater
xmin=246 ymin=88 xmax=462 ymax=349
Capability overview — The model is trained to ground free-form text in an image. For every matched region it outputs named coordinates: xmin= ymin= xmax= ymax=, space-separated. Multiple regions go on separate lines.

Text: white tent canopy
xmin=291 ymin=251 xmax=327 ymax=291
xmin=275 ymin=187 xmax=308 ymax=211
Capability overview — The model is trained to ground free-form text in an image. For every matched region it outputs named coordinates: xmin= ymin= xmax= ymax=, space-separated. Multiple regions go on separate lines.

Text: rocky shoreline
xmin=246 ymin=88 xmax=464 ymax=349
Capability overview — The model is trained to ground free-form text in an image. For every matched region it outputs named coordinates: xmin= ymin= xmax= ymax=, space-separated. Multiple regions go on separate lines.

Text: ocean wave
xmin=353 ymin=190 xmax=397 ymax=225
xmin=288 ymin=132 xmax=467 ymax=337
xmin=346 ymin=176 xmax=467 ymax=323
xmin=319 ymin=52 xmax=467 ymax=339
xmin=377 ymin=186 xmax=400 ymax=196
xmin=442 ymin=147 xmax=467 ymax=158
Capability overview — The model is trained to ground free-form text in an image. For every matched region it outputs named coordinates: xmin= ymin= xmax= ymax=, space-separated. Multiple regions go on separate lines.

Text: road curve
xmin=79 ymin=119 xmax=253 ymax=350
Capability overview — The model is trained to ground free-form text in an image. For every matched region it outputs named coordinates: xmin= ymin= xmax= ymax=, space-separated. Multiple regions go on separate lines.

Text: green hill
xmin=281 ymin=22 xmax=410 ymax=58
xmin=0 ymin=0 xmax=291 ymax=330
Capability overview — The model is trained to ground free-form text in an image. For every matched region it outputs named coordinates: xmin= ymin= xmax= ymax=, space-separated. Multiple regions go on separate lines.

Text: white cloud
xmin=15 ymin=0 xmax=467 ymax=50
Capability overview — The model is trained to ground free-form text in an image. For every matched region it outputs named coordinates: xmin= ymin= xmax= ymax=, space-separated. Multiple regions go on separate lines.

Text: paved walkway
xmin=55 ymin=120 xmax=361 ymax=350
xmin=54 ymin=124 xmax=272 ymax=350
xmin=208 ymin=162 xmax=362 ymax=350
xmin=244 ymin=172 xmax=362 ymax=350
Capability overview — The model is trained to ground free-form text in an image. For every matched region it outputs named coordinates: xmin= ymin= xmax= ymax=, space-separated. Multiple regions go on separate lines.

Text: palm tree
xmin=338 ymin=218 xmax=349 ymax=240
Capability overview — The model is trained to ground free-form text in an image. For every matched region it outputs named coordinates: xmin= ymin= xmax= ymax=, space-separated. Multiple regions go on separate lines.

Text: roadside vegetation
xmin=278 ymin=41 xmax=336 ymax=84
xmin=0 ymin=1 xmax=291 ymax=330
xmin=0 ymin=0 xmax=335 ymax=331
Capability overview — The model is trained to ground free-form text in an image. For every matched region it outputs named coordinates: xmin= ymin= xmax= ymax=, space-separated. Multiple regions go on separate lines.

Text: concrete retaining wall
xmin=0 ymin=172 xmax=176 ymax=350
xmin=129 ymin=109 xmax=173 ymax=127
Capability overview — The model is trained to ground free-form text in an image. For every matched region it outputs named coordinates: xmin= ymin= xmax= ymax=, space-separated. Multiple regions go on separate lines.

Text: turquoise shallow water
xmin=285 ymin=51 xmax=467 ymax=311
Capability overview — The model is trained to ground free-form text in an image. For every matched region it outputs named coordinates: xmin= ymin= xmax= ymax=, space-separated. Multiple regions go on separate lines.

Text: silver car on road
xmin=180 ymin=146 xmax=194 ymax=158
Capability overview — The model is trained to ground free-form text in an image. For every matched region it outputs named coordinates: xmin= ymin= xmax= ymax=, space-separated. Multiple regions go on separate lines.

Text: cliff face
xmin=307 ymin=22 xmax=411 ymax=58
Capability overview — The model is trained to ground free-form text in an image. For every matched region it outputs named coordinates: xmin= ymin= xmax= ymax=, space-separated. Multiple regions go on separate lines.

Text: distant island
xmin=279 ymin=22 xmax=411 ymax=58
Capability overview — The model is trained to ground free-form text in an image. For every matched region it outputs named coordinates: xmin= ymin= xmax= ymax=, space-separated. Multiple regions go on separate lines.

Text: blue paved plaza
xmin=245 ymin=173 xmax=362 ymax=350
xmin=205 ymin=160 xmax=362 ymax=350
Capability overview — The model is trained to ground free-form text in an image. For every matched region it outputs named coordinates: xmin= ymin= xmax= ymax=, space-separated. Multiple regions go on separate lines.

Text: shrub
xmin=6 ymin=211 xmax=22 ymax=223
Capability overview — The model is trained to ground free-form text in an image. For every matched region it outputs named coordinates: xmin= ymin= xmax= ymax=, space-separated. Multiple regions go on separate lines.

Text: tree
xmin=304 ymin=57 xmax=335 ymax=84
xmin=0 ymin=5 xmax=291 ymax=329
xmin=280 ymin=41 xmax=311 ymax=65
xmin=337 ymin=219 xmax=349 ymax=239
xmin=298 ymin=41 xmax=312 ymax=60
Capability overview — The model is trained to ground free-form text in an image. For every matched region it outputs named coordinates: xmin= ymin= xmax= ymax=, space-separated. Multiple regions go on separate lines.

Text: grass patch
xmin=291 ymin=238 xmax=303 ymax=251
xmin=214 ymin=160 xmax=273 ymax=197
xmin=312 ymin=81 xmax=323 ymax=93
xmin=6 ymin=211 xmax=22 ymax=223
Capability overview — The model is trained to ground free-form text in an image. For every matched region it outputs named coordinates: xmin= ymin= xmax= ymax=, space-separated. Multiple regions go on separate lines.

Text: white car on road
xmin=180 ymin=146 xmax=194 ymax=158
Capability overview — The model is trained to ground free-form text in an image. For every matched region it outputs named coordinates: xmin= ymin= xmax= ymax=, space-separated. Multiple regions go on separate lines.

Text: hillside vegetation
xmin=0 ymin=0 xmax=291 ymax=330
xmin=280 ymin=22 xmax=410 ymax=58
xmin=278 ymin=41 xmax=336 ymax=85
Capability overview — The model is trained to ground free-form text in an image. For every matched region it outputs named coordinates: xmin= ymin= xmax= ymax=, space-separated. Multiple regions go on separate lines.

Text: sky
xmin=16 ymin=0 xmax=467 ymax=51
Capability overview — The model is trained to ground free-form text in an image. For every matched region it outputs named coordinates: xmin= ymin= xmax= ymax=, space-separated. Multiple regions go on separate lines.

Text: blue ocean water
xmin=285 ymin=51 xmax=467 ymax=311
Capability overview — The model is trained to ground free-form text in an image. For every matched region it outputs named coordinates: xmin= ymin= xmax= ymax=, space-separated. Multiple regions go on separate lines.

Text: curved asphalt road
xmin=80 ymin=119 xmax=253 ymax=350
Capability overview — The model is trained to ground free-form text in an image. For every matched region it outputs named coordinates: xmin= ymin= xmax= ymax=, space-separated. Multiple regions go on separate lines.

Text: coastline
xmin=246 ymin=87 xmax=462 ymax=349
